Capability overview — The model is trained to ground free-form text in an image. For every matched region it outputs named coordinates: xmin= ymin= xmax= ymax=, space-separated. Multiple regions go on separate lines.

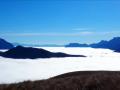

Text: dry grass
xmin=0 ymin=71 xmax=120 ymax=90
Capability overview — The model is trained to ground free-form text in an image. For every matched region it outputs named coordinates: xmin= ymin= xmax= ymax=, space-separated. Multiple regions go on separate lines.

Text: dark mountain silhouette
xmin=65 ymin=43 xmax=89 ymax=47
xmin=0 ymin=38 xmax=14 ymax=49
xmin=90 ymin=37 xmax=120 ymax=52
xmin=65 ymin=37 xmax=120 ymax=52
xmin=0 ymin=46 xmax=86 ymax=59
xmin=1 ymin=71 xmax=120 ymax=90
xmin=90 ymin=40 xmax=108 ymax=48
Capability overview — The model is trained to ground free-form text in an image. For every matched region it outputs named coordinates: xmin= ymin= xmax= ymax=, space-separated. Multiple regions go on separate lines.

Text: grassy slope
xmin=1 ymin=71 xmax=120 ymax=90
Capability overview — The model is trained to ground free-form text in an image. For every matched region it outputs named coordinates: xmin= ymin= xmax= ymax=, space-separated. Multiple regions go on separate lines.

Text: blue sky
xmin=0 ymin=0 xmax=120 ymax=45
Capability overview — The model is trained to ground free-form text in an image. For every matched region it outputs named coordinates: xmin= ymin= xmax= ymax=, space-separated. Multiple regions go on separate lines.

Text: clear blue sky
xmin=0 ymin=0 xmax=120 ymax=45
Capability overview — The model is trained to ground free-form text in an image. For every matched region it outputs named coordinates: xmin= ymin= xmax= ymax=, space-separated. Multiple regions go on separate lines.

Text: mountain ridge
xmin=65 ymin=37 xmax=120 ymax=52
xmin=0 ymin=46 xmax=86 ymax=59
xmin=0 ymin=38 xmax=14 ymax=49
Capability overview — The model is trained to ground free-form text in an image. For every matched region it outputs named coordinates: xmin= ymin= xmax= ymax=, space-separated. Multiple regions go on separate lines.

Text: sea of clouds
xmin=0 ymin=47 xmax=120 ymax=84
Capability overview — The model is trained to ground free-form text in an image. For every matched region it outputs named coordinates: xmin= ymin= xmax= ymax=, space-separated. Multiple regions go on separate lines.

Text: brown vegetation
xmin=0 ymin=71 xmax=120 ymax=90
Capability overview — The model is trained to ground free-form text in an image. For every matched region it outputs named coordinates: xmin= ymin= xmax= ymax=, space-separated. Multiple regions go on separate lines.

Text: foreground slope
xmin=1 ymin=71 xmax=120 ymax=90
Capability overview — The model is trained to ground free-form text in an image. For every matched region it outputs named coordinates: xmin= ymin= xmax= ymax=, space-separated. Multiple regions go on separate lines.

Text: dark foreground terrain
xmin=1 ymin=71 xmax=120 ymax=90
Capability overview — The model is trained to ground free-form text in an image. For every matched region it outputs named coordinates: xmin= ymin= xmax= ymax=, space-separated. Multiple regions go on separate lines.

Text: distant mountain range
xmin=1 ymin=37 xmax=120 ymax=52
xmin=65 ymin=43 xmax=89 ymax=47
xmin=12 ymin=43 xmax=64 ymax=47
xmin=0 ymin=38 xmax=14 ymax=49
xmin=0 ymin=46 xmax=85 ymax=59
xmin=65 ymin=37 xmax=120 ymax=52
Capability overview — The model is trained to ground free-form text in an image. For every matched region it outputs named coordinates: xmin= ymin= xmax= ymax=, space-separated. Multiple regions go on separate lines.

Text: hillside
xmin=0 ymin=71 xmax=120 ymax=90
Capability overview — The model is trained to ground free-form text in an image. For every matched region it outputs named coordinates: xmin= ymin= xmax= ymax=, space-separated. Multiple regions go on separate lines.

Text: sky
xmin=0 ymin=0 xmax=120 ymax=45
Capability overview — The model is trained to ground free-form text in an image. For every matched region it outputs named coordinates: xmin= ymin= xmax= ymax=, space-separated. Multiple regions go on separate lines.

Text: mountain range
xmin=65 ymin=37 xmax=120 ymax=52
xmin=0 ymin=38 xmax=14 ymax=49
xmin=12 ymin=43 xmax=64 ymax=47
xmin=1 ymin=37 xmax=120 ymax=52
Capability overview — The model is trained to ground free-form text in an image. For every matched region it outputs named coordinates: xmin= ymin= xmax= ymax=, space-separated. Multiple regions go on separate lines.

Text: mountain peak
xmin=0 ymin=38 xmax=14 ymax=49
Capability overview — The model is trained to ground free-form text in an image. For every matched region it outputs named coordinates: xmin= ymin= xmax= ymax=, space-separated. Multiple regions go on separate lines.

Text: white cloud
xmin=80 ymin=31 xmax=94 ymax=35
xmin=1 ymin=31 xmax=94 ymax=37
xmin=73 ymin=28 xmax=94 ymax=31
xmin=1 ymin=31 xmax=120 ymax=37
xmin=101 ymin=31 xmax=120 ymax=35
